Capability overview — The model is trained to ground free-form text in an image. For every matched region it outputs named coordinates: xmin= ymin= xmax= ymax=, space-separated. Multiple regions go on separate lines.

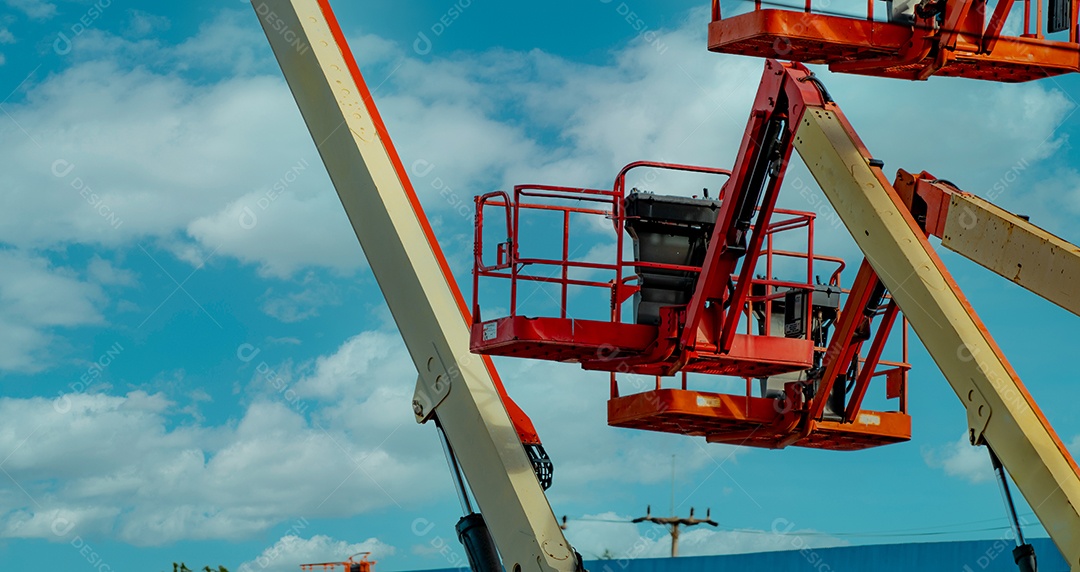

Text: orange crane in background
xmin=251 ymin=1 xmax=1080 ymax=572
xmin=301 ymin=552 xmax=375 ymax=572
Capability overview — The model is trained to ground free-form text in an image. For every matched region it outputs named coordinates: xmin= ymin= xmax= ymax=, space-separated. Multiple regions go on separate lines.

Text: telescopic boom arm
xmin=252 ymin=2 xmax=579 ymax=571
xmin=738 ymin=59 xmax=1080 ymax=568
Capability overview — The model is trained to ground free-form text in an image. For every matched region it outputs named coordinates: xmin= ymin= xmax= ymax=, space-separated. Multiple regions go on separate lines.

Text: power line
xmin=560 ymin=512 xmax=1044 ymax=541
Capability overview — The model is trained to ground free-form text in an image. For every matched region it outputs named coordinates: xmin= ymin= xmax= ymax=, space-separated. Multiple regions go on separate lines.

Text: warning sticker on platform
xmin=482 ymin=321 xmax=498 ymax=341
xmin=696 ymin=395 xmax=722 ymax=408
xmin=858 ymin=413 xmax=881 ymax=426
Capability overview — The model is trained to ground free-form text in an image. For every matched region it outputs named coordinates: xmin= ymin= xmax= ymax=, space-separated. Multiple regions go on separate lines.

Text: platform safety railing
xmin=711 ymin=0 xmax=1080 ymax=43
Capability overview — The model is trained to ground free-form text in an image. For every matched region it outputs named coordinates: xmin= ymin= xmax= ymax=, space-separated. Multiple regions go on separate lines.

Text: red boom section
xmin=709 ymin=1 xmax=1080 ymax=82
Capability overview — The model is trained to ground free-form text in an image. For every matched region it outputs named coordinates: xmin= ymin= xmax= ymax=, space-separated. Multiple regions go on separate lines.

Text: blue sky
xmin=1 ymin=0 xmax=1080 ymax=571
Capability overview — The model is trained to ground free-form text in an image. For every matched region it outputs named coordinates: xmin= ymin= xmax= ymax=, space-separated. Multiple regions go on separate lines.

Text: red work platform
xmin=470 ymin=161 xmax=911 ymax=451
xmin=708 ymin=3 xmax=1080 ymax=82
xmin=472 ymin=316 xmax=813 ymax=378
xmin=608 ymin=389 xmax=910 ymax=451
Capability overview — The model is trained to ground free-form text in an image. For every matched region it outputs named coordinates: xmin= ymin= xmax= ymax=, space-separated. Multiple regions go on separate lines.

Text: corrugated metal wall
xmin=408 ymin=539 xmax=1067 ymax=572
xmin=587 ymin=539 xmax=1066 ymax=572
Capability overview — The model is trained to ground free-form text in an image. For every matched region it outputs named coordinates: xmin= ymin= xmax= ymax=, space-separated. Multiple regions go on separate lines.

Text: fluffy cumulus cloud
xmin=259 ymin=274 xmax=342 ymax=323
xmin=3 ymin=4 xmax=1078 ymax=367
xmin=921 ymin=434 xmax=994 ymax=484
xmin=186 ymin=186 xmax=364 ymax=279
xmin=0 ymin=26 xmax=13 ymax=66
xmin=0 ymin=323 xmax=744 ymax=547
xmin=5 ymin=0 xmax=57 ymax=20
xmin=10 ymin=6 xmax=1074 ymax=261
xmin=1 ymin=61 xmax=323 ymax=250
xmin=239 ymin=534 xmax=394 ymax=572
xmin=0 ymin=331 xmax=446 ymax=545
xmin=0 ymin=249 xmax=104 ymax=372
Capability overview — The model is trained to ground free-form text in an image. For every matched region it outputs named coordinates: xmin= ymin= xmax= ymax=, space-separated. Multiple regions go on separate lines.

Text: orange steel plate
xmin=472 ymin=316 xmax=813 ymax=377
xmin=708 ymin=10 xmax=1079 ymax=82
xmin=608 ymin=389 xmax=910 ymax=451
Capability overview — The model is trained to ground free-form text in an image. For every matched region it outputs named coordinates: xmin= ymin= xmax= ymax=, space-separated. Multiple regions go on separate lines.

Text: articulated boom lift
xmin=473 ymin=59 xmax=1080 ymax=569
xmin=254 ymin=1 xmax=1080 ymax=571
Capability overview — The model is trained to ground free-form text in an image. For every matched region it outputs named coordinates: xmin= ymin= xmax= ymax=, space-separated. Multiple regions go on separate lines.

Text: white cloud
xmin=4 ymin=5 xmax=1075 ymax=285
xmin=1 ymin=62 xmax=310 ymax=249
xmin=86 ymin=256 xmax=136 ymax=287
xmin=0 ymin=322 xmax=741 ymax=546
xmin=5 ymin=0 xmax=56 ymax=20
xmin=260 ymin=275 xmax=341 ymax=323
xmin=172 ymin=9 xmax=276 ymax=75
xmin=125 ymin=10 xmax=171 ymax=38
xmin=239 ymin=534 xmax=394 ymax=572
xmin=187 ymin=188 xmax=364 ymax=279
xmin=922 ymin=434 xmax=994 ymax=484
xmin=0 ymin=15 xmax=376 ymax=287
xmin=0 ymin=249 xmax=104 ymax=372
xmin=293 ymin=331 xmax=409 ymax=402
xmin=0 ymin=26 xmax=11 ymax=67
xmin=0 ymin=340 xmax=444 ymax=545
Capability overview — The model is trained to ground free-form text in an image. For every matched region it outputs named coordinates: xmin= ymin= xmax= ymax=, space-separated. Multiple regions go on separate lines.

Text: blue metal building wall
xmin=410 ymin=539 xmax=1066 ymax=572
xmin=585 ymin=539 xmax=1065 ymax=572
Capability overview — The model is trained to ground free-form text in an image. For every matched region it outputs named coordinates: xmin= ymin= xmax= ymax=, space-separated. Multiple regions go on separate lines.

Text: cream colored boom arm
xmin=795 ymin=107 xmax=1080 ymax=569
xmin=251 ymin=2 xmax=577 ymax=571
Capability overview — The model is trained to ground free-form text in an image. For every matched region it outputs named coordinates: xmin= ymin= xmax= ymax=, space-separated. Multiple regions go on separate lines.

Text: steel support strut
xmin=252 ymin=2 xmax=578 ymax=571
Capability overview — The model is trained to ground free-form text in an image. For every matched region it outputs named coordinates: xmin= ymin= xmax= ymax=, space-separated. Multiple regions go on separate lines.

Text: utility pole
xmin=632 ymin=505 xmax=718 ymax=557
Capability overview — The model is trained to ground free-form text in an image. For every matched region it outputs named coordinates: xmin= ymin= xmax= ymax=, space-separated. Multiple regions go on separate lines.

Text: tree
xmin=167 ymin=563 xmax=228 ymax=572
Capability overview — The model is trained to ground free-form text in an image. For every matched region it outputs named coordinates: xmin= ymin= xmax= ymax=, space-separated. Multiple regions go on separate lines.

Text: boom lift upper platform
xmin=708 ymin=0 xmax=1080 ymax=81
